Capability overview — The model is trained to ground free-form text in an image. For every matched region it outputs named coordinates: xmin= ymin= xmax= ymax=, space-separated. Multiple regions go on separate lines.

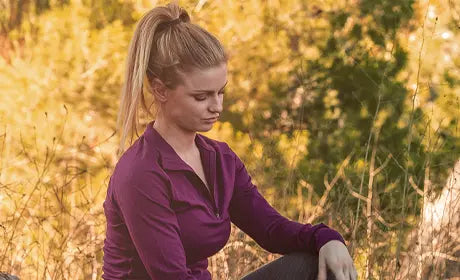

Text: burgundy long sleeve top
xmin=102 ymin=120 xmax=345 ymax=279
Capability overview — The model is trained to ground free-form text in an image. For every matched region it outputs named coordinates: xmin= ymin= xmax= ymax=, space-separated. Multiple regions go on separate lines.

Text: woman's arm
xmin=228 ymin=151 xmax=345 ymax=255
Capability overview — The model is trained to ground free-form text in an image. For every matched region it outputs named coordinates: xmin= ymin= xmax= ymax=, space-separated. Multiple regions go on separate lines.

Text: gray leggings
xmin=240 ymin=252 xmax=337 ymax=280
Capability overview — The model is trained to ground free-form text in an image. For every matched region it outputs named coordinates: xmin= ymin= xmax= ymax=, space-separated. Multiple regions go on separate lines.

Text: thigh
xmin=240 ymin=251 xmax=336 ymax=280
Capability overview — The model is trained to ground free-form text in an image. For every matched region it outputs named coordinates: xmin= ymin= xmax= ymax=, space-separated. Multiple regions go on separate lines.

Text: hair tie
xmin=157 ymin=17 xmax=183 ymax=33
xmin=168 ymin=17 xmax=182 ymax=26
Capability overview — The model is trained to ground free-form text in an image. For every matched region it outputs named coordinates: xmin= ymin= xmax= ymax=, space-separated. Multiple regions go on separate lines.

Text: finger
xmin=349 ymin=270 xmax=355 ymax=280
xmin=350 ymin=262 xmax=357 ymax=280
xmin=334 ymin=270 xmax=346 ymax=280
xmin=317 ymin=255 xmax=327 ymax=280
xmin=350 ymin=266 xmax=358 ymax=280
xmin=343 ymin=266 xmax=350 ymax=280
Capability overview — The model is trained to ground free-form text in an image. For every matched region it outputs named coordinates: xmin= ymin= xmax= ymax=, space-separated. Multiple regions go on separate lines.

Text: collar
xmin=144 ymin=120 xmax=216 ymax=171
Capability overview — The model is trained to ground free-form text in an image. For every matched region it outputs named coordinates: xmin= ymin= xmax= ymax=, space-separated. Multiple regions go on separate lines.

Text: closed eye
xmin=194 ymin=91 xmax=225 ymax=101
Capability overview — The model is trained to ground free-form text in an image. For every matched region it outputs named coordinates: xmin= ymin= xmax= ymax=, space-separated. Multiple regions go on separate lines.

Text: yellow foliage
xmin=277 ymin=130 xmax=309 ymax=167
xmin=1 ymin=0 xmax=457 ymax=279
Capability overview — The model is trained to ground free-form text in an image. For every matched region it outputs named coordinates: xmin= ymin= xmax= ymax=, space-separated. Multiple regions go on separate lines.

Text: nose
xmin=209 ymin=94 xmax=223 ymax=114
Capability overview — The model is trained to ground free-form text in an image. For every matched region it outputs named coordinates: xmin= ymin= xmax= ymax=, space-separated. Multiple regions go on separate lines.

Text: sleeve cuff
xmin=314 ymin=224 xmax=346 ymax=253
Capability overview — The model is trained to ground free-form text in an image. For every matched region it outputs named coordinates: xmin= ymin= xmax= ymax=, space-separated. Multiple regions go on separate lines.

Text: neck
xmin=152 ymin=114 xmax=197 ymax=155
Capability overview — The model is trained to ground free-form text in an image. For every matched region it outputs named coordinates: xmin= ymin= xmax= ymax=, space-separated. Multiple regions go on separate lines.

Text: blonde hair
xmin=116 ymin=2 xmax=228 ymax=158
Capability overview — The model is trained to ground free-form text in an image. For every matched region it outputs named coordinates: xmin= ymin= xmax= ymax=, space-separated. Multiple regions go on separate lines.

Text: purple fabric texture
xmin=102 ymin=120 xmax=345 ymax=279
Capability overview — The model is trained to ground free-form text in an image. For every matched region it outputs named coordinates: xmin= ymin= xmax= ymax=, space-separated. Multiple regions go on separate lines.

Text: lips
xmin=203 ymin=117 xmax=219 ymax=123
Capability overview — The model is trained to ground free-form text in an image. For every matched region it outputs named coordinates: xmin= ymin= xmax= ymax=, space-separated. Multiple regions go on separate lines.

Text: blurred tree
xmin=192 ymin=0 xmax=459 ymax=277
xmin=0 ymin=0 xmax=70 ymax=34
xmin=0 ymin=0 xmax=458 ymax=279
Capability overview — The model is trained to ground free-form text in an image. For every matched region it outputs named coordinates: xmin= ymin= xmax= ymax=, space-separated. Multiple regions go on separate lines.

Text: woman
xmin=102 ymin=3 xmax=357 ymax=280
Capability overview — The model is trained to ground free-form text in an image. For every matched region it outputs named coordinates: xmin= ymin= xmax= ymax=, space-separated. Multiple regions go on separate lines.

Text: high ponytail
xmin=115 ymin=2 xmax=228 ymax=159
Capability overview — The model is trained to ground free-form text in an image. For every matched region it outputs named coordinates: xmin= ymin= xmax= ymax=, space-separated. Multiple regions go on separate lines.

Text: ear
xmin=150 ymin=77 xmax=169 ymax=103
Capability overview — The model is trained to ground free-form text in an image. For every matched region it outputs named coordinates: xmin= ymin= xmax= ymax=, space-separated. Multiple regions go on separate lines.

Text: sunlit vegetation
xmin=0 ymin=0 xmax=458 ymax=279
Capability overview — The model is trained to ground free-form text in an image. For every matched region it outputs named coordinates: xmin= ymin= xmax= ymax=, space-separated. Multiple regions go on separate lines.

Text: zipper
xmin=193 ymin=173 xmax=219 ymax=218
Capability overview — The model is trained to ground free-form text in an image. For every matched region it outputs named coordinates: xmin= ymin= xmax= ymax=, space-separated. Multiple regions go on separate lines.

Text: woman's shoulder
xmin=111 ymin=137 xmax=168 ymax=189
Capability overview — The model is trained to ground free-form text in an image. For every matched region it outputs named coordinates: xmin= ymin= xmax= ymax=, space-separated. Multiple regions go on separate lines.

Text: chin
xmin=198 ymin=123 xmax=215 ymax=132
xmin=199 ymin=126 xmax=214 ymax=132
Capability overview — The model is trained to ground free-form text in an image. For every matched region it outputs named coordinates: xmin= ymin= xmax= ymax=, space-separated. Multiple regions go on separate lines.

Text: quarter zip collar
xmin=144 ymin=120 xmax=216 ymax=172
xmin=144 ymin=120 xmax=219 ymax=214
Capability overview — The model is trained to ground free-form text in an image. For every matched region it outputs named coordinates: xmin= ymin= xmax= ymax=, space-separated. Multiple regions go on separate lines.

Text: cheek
xmin=188 ymin=102 xmax=208 ymax=115
xmin=171 ymin=100 xmax=206 ymax=117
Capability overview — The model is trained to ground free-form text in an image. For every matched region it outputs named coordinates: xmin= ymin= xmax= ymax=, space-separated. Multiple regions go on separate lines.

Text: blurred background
xmin=0 ymin=0 xmax=458 ymax=279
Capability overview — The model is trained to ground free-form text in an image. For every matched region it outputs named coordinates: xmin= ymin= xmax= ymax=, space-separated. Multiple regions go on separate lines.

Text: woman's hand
xmin=317 ymin=240 xmax=357 ymax=280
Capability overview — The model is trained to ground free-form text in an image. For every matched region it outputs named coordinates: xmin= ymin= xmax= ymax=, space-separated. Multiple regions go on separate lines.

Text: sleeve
xmin=228 ymin=152 xmax=345 ymax=255
xmin=114 ymin=170 xmax=199 ymax=280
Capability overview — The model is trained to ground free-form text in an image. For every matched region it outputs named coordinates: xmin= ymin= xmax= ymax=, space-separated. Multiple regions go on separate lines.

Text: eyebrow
xmin=191 ymin=81 xmax=228 ymax=94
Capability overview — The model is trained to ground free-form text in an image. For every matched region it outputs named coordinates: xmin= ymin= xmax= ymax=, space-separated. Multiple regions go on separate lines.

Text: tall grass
xmin=0 ymin=0 xmax=458 ymax=279
xmin=0 ymin=115 xmax=458 ymax=279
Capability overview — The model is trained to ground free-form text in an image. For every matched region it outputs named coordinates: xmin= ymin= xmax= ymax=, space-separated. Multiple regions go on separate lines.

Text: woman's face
xmin=159 ymin=63 xmax=227 ymax=132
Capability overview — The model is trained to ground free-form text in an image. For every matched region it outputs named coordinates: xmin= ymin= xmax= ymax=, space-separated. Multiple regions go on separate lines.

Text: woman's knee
xmin=278 ymin=251 xmax=336 ymax=280
xmin=241 ymin=251 xmax=336 ymax=280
